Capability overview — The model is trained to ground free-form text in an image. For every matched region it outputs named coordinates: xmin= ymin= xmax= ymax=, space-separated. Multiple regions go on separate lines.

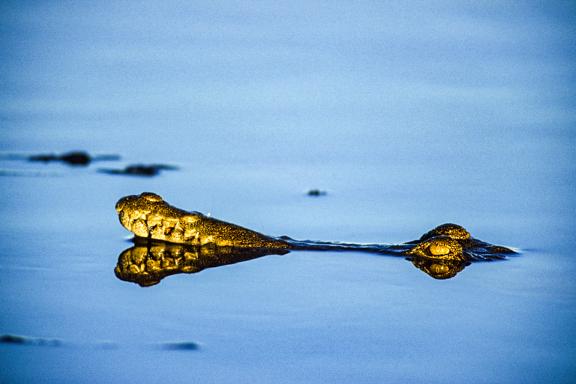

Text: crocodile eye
xmin=428 ymin=243 xmax=450 ymax=256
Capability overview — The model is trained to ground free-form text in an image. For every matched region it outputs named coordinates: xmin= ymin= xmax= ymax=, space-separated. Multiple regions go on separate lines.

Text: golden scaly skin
xmin=419 ymin=223 xmax=471 ymax=241
xmin=115 ymin=192 xmax=289 ymax=249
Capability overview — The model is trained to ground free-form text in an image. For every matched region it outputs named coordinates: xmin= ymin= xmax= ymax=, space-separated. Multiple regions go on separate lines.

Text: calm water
xmin=1 ymin=1 xmax=575 ymax=383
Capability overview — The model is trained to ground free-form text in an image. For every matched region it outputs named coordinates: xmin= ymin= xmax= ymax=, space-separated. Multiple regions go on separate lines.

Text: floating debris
xmin=29 ymin=151 xmax=92 ymax=165
xmin=161 ymin=341 xmax=200 ymax=351
xmin=0 ymin=151 xmax=122 ymax=166
xmin=307 ymin=189 xmax=327 ymax=197
xmin=99 ymin=164 xmax=178 ymax=177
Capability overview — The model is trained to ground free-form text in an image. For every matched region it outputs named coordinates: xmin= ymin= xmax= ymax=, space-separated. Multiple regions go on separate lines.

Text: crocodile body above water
xmin=115 ymin=192 xmax=516 ymax=283
xmin=116 ymin=192 xmax=290 ymax=249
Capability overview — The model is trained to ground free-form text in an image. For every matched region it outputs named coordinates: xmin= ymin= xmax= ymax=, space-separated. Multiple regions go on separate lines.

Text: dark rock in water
xmin=307 ymin=189 xmax=327 ymax=196
xmin=99 ymin=164 xmax=178 ymax=177
xmin=27 ymin=151 xmax=120 ymax=166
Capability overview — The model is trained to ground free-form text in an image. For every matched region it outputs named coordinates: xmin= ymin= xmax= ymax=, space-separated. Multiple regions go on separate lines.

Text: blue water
xmin=1 ymin=1 xmax=575 ymax=383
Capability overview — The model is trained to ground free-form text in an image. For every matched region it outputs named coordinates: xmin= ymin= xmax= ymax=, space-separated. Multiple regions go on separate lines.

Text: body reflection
xmin=115 ymin=228 xmax=515 ymax=286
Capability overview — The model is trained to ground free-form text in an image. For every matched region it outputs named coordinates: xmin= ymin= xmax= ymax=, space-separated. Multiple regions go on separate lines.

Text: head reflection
xmin=115 ymin=239 xmax=289 ymax=287
xmin=408 ymin=257 xmax=471 ymax=279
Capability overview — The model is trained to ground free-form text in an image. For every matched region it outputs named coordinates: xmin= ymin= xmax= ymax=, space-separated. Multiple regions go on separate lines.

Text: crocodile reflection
xmin=115 ymin=240 xmax=476 ymax=286
xmin=115 ymin=239 xmax=289 ymax=286
xmin=115 ymin=234 xmax=514 ymax=286
xmin=115 ymin=192 xmax=517 ymax=284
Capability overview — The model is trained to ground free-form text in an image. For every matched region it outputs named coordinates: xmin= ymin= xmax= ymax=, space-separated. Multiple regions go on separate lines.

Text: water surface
xmin=1 ymin=1 xmax=575 ymax=383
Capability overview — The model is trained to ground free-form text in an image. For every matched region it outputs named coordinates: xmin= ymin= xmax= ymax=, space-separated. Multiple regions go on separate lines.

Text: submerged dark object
xmin=29 ymin=151 xmax=91 ymax=165
xmin=114 ymin=192 xmax=517 ymax=283
xmin=27 ymin=151 xmax=120 ymax=166
xmin=100 ymin=164 xmax=178 ymax=177
xmin=161 ymin=341 xmax=200 ymax=351
xmin=307 ymin=189 xmax=327 ymax=196
xmin=0 ymin=334 xmax=62 ymax=347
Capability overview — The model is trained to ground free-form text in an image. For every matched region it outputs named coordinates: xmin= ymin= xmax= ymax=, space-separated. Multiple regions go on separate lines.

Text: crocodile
xmin=115 ymin=192 xmax=516 ymax=283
